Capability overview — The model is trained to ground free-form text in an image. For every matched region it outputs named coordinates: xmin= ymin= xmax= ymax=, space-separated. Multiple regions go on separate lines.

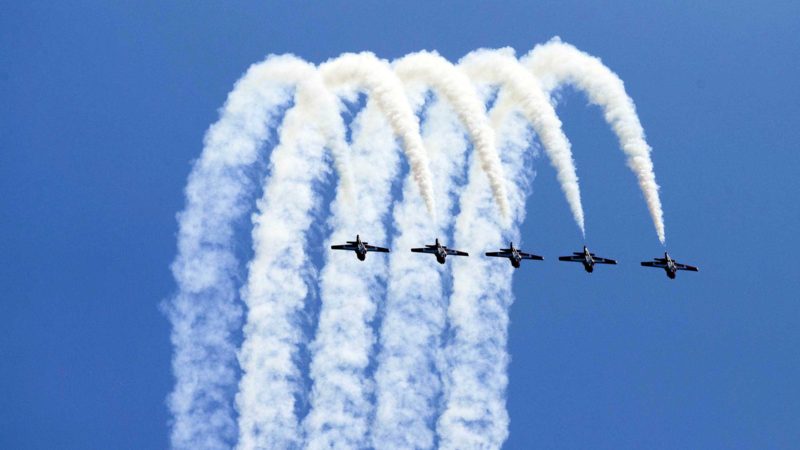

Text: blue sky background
xmin=2 ymin=1 xmax=798 ymax=448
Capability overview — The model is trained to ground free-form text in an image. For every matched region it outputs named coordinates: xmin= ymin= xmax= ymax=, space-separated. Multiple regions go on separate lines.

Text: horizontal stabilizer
xmin=411 ymin=247 xmax=436 ymax=254
xmin=641 ymin=261 xmax=664 ymax=268
xmin=485 ymin=251 xmax=509 ymax=257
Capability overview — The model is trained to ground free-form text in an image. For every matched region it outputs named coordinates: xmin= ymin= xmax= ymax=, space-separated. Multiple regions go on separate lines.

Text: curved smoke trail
xmin=168 ymin=55 xmax=312 ymax=450
xmin=319 ymin=52 xmax=438 ymax=219
xmin=438 ymin=110 xmax=533 ymax=449
xmin=303 ymin=101 xmax=400 ymax=449
xmin=235 ymin=57 xmax=348 ymax=450
xmin=459 ymin=48 xmax=585 ymax=235
xmin=372 ymin=96 xmax=468 ymax=449
xmin=394 ymin=51 xmax=511 ymax=223
xmin=524 ymin=38 xmax=666 ymax=244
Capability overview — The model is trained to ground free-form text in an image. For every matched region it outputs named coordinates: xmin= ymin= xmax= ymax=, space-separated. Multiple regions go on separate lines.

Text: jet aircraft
xmin=411 ymin=238 xmax=468 ymax=264
xmin=330 ymin=235 xmax=389 ymax=261
xmin=559 ymin=246 xmax=617 ymax=273
xmin=485 ymin=242 xmax=544 ymax=268
xmin=641 ymin=252 xmax=699 ymax=279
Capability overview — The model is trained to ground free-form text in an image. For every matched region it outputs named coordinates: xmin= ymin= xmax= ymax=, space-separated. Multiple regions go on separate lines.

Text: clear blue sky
xmin=2 ymin=1 xmax=798 ymax=448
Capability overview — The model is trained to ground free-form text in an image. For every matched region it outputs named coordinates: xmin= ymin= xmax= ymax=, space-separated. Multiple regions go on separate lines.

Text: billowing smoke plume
xmin=303 ymin=101 xmax=400 ymax=448
xmin=394 ymin=51 xmax=512 ymax=223
xmin=524 ymin=38 xmax=666 ymax=244
xmin=459 ymin=47 xmax=585 ymax=235
xmin=168 ymin=54 xmax=309 ymax=450
xmin=438 ymin=110 xmax=533 ymax=449
xmin=235 ymin=58 xmax=346 ymax=450
xmin=373 ymin=96 xmax=468 ymax=449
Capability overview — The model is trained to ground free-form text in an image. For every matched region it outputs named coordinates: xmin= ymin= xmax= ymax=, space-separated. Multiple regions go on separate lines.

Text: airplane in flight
xmin=559 ymin=246 xmax=617 ymax=273
xmin=641 ymin=252 xmax=699 ymax=279
xmin=485 ymin=242 xmax=544 ymax=268
xmin=411 ymin=238 xmax=468 ymax=264
xmin=330 ymin=235 xmax=389 ymax=261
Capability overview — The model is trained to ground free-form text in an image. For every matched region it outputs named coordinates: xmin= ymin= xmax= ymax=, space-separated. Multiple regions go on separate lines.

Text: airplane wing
xmin=331 ymin=244 xmax=358 ymax=251
xmin=411 ymin=247 xmax=437 ymax=254
xmin=365 ymin=245 xmax=390 ymax=253
xmin=445 ymin=249 xmax=469 ymax=256
xmin=485 ymin=251 xmax=512 ymax=258
xmin=675 ymin=263 xmax=699 ymax=272
xmin=594 ymin=257 xmax=617 ymax=265
xmin=559 ymin=255 xmax=583 ymax=262
xmin=518 ymin=252 xmax=544 ymax=260
xmin=641 ymin=261 xmax=667 ymax=268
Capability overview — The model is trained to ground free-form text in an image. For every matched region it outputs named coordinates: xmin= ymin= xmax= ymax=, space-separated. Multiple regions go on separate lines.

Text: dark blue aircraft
xmin=331 ymin=235 xmax=389 ymax=261
xmin=641 ymin=252 xmax=699 ymax=279
xmin=559 ymin=246 xmax=617 ymax=273
xmin=485 ymin=242 xmax=544 ymax=268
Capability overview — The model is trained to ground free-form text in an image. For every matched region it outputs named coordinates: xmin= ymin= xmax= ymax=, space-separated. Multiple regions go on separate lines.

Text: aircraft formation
xmin=332 ymin=235 xmax=699 ymax=279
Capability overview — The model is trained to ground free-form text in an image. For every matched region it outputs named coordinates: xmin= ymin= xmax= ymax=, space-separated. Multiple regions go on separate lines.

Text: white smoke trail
xmin=235 ymin=57 xmax=350 ymax=450
xmin=393 ymin=51 xmax=511 ymax=223
xmin=459 ymin=48 xmax=585 ymax=235
xmin=300 ymin=52 xmax=448 ymax=448
xmin=319 ymin=52 xmax=438 ymax=219
xmin=303 ymin=101 xmax=400 ymax=449
xmin=170 ymin=43 xmax=667 ymax=450
xmin=438 ymin=108 xmax=534 ymax=449
xmin=524 ymin=38 xmax=666 ymax=243
xmin=372 ymin=96 xmax=468 ymax=449
xmin=167 ymin=55 xmax=319 ymax=450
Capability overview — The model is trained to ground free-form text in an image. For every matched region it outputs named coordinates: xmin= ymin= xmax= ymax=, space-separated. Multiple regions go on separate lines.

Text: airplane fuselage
xmin=582 ymin=248 xmax=595 ymax=272
xmin=665 ymin=253 xmax=677 ymax=279
xmin=435 ymin=245 xmax=447 ymax=264
xmin=355 ymin=238 xmax=367 ymax=260
xmin=640 ymin=252 xmax=694 ymax=279
xmin=510 ymin=248 xmax=521 ymax=268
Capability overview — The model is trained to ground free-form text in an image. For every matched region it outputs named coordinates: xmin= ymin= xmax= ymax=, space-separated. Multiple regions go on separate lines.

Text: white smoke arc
xmin=459 ymin=48 xmax=585 ymax=235
xmin=524 ymin=38 xmax=666 ymax=243
xmin=319 ymin=52 xmax=438 ymax=220
xmin=235 ymin=57 xmax=351 ymax=450
xmin=167 ymin=54 xmax=319 ymax=450
xmin=372 ymin=97 xmax=468 ymax=449
xmin=303 ymin=101 xmax=400 ymax=449
xmin=438 ymin=110 xmax=534 ymax=449
xmin=394 ymin=51 xmax=512 ymax=223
